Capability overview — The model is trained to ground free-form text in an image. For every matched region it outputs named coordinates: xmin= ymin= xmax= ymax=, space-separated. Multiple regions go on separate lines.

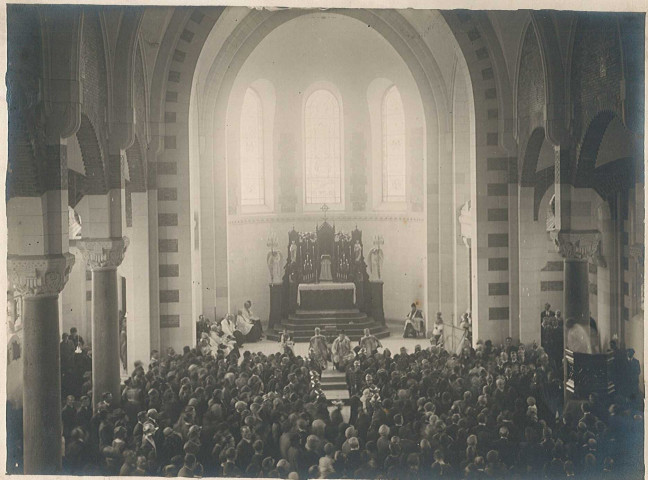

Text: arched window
xmin=304 ymin=89 xmax=342 ymax=205
xmin=382 ymin=86 xmax=406 ymax=202
xmin=240 ymin=88 xmax=264 ymax=206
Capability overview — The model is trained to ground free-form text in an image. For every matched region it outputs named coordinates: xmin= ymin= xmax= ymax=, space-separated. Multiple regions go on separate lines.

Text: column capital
xmin=77 ymin=237 xmax=129 ymax=271
xmin=8 ymin=253 xmax=75 ymax=298
xmin=550 ymin=230 xmax=601 ymax=261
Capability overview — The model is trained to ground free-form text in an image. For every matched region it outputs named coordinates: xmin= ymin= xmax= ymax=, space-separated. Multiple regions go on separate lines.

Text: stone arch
xmin=516 ymin=22 xmax=546 ymax=142
xmin=149 ymin=7 xmax=521 ymax=344
xmin=519 ymin=127 xmax=554 ymax=221
xmin=109 ymin=8 xmax=144 ymax=150
xmin=528 ymin=11 xmax=566 ymax=145
xmin=442 ymin=10 xmax=515 ymax=150
xmin=570 ymin=14 xmax=624 ymax=145
xmin=576 ymin=110 xmax=616 ymax=186
xmin=125 ymin=136 xmax=146 ymax=193
xmin=80 ymin=8 xmax=110 ymax=155
xmin=76 ymin=114 xmax=106 ymax=195
xmin=148 ymin=7 xmax=222 ymax=155
xmin=185 ymin=8 xmax=448 ymax=323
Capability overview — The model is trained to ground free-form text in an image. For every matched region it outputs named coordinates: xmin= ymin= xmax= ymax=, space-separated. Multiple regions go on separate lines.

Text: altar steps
xmin=292 ymin=309 xmax=366 ymax=319
xmin=321 ymin=370 xmax=351 ymax=406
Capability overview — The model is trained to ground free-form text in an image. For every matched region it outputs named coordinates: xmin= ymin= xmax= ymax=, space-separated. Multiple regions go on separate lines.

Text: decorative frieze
xmin=77 ymin=237 xmax=129 ymax=271
xmin=550 ymin=230 xmax=600 ymax=261
xmin=8 ymin=253 xmax=76 ymax=298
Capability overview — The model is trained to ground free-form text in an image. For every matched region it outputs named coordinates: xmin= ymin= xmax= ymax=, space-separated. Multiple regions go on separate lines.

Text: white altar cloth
xmin=297 ymin=282 xmax=356 ymax=305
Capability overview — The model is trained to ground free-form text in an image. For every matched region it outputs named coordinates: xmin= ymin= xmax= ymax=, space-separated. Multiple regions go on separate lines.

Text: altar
xmin=297 ymin=282 xmax=356 ymax=310
xmin=266 ymin=211 xmax=388 ymax=342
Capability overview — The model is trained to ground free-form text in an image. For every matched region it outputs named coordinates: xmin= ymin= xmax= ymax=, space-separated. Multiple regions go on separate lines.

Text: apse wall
xmin=223 ymin=13 xmax=428 ymax=325
xmin=227 ymin=215 xmax=426 ymax=323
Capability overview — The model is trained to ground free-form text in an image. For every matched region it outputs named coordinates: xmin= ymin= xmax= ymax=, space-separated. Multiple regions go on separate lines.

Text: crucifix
xmin=320 ymin=204 xmax=329 ymax=221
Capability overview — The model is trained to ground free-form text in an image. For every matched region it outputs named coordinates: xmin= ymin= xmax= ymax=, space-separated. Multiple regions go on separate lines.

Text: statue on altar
xmin=353 ymin=241 xmax=362 ymax=263
xmin=289 ymin=240 xmax=297 ymax=264
xmin=368 ymin=235 xmax=384 ymax=281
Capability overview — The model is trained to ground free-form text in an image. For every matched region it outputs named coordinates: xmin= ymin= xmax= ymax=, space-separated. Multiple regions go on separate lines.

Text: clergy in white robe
xmin=331 ymin=331 xmax=353 ymax=371
xmin=309 ymin=328 xmax=330 ymax=370
xmin=221 ymin=314 xmax=245 ymax=347
xmin=359 ymin=328 xmax=382 ymax=355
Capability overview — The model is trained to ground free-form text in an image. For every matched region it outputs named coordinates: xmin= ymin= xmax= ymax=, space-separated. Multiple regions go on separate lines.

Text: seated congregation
xmin=43 ymin=305 xmax=643 ymax=480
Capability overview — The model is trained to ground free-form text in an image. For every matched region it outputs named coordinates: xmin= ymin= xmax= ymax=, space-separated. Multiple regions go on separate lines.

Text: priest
xmin=221 ymin=313 xmax=245 ymax=347
xmin=309 ymin=328 xmax=330 ymax=371
xmin=331 ymin=330 xmax=353 ymax=371
xmin=241 ymin=300 xmax=263 ymax=340
xmin=359 ymin=328 xmax=382 ymax=355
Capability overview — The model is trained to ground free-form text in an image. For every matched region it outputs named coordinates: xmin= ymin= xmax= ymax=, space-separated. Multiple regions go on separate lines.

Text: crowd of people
xmin=5 ymin=303 xmax=644 ymax=478
xmin=47 ymin=319 xmax=642 ymax=478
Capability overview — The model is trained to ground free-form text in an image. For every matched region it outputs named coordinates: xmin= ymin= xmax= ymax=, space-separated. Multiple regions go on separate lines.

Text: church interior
xmin=4 ymin=5 xmax=646 ymax=477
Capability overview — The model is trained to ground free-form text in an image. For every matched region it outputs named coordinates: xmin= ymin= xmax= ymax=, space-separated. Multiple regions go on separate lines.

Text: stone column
xmin=77 ymin=237 xmax=129 ymax=410
xmin=551 ymin=230 xmax=601 ymax=345
xmin=8 ymin=253 xmax=75 ymax=474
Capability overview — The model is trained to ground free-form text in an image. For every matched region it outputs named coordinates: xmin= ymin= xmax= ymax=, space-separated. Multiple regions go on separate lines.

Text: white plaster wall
xmin=226 ymin=214 xmax=426 ymax=324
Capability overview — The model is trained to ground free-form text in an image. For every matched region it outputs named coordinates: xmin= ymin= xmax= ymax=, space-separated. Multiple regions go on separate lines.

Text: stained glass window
xmin=304 ymin=89 xmax=342 ymax=205
xmin=382 ymin=85 xmax=406 ymax=202
xmin=240 ymin=88 xmax=264 ymax=206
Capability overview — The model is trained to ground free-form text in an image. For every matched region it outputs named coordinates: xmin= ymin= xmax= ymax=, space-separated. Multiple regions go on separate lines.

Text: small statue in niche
xmin=354 ymin=241 xmax=362 ymax=263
